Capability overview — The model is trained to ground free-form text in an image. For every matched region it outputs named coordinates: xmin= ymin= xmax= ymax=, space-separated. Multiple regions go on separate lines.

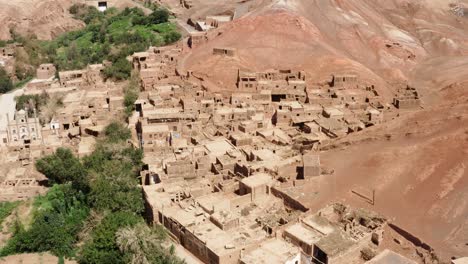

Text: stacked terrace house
xmin=123 ymin=40 xmax=429 ymax=264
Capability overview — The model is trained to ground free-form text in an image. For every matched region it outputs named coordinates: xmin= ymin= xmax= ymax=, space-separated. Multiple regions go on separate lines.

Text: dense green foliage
xmin=45 ymin=4 xmax=179 ymax=80
xmin=80 ymin=212 xmax=141 ymax=264
xmin=0 ymin=185 xmax=89 ymax=257
xmin=103 ymin=121 xmax=132 ymax=143
xmin=4 ymin=4 xmax=180 ymax=82
xmin=36 ymin=148 xmax=89 ymax=193
xmin=84 ymin=122 xmax=144 ymax=214
xmin=0 ymin=67 xmax=14 ymax=94
xmin=0 ymin=121 xmax=152 ymax=262
xmin=0 ymin=201 xmax=20 ymax=226
xmin=123 ymin=72 xmax=140 ymax=118
xmin=116 ymin=223 xmax=183 ymax=264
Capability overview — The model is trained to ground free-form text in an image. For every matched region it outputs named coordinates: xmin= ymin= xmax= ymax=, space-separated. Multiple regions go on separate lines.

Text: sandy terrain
xmin=0 ymin=253 xmax=76 ymax=264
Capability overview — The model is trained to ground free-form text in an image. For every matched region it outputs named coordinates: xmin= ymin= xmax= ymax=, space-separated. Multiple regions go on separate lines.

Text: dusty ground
xmin=0 ymin=88 xmax=24 ymax=131
xmin=0 ymin=253 xmax=76 ymax=264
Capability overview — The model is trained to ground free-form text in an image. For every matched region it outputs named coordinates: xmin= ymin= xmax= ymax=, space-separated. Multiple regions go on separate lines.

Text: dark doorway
xmin=272 ymin=94 xmax=286 ymax=102
xmin=98 ymin=1 xmax=108 ymax=11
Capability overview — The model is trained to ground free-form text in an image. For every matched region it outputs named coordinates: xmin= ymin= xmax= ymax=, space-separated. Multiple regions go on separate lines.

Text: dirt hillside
xmin=0 ymin=0 xmax=149 ymax=40
xmin=182 ymin=0 xmax=468 ymax=97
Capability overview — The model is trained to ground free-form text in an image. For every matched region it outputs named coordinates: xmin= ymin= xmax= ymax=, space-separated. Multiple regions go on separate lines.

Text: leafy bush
xmin=147 ymin=9 xmax=170 ymax=24
xmin=116 ymin=223 xmax=184 ymax=264
xmin=103 ymin=58 xmax=132 ymax=80
xmin=164 ymin=31 xmax=181 ymax=45
xmin=103 ymin=122 xmax=131 ymax=143
xmin=88 ymin=160 xmax=144 ymax=214
xmin=79 ymin=212 xmax=141 ymax=264
xmin=15 ymin=93 xmax=49 ymax=111
xmin=0 ymin=185 xmax=89 ymax=257
xmin=0 ymin=201 xmax=20 ymax=226
xmin=35 ymin=148 xmax=89 ymax=193
xmin=0 ymin=67 xmax=14 ymax=94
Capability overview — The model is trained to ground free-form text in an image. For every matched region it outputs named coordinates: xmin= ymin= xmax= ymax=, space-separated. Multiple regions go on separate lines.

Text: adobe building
xmin=36 ymin=64 xmax=56 ymax=80
xmin=85 ymin=0 xmax=115 ymax=11
xmin=237 ymin=69 xmax=307 ymax=103
xmin=180 ymin=0 xmax=193 ymax=9
xmin=393 ymin=86 xmax=421 ymax=109
xmin=188 ymin=32 xmax=208 ymax=49
xmin=0 ymin=45 xmax=15 ymax=57
xmin=301 ymin=153 xmax=321 ymax=178
xmin=283 ymin=204 xmax=386 ymax=264
xmin=213 ymin=47 xmax=236 ymax=57
xmin=366 ymin=250 xmax=417 ymax=264
xmin=330 ymin=74 xmax=359 ymax=89
xmin=240 ymin=239 xmax=301 ymax=264
xmin=452 ymin=257 xmax=468 ymax=264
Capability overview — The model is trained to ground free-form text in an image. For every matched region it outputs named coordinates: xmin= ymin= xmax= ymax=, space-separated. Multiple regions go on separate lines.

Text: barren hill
xmin=0 ymin=0 xmax=84 ymax=40
xmin=0 ymin=0 xmax=149 ymax=40
xmin=181 ymin=0 xmax=468 ymax=97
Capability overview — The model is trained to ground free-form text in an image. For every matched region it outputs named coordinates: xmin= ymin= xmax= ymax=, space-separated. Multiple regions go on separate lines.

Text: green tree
xmin=103 ymin=58 xmax=132 ymax=80
xmin=116 ymin=223 xmax=183 ymax=264
xmin=0 ymin=67 xmax=13 ymax=94
xmin=0 ymin=185 xmax=89 ymax=257
xmin=164 ymin=31 xmax=181 ymax=44
xmin=80 ymin=212 xmax=141 ymax=264
xmin=88 ymin=160 xmax=144 ymax=214
xmin=103 ymin=122 xmax=131 ymax=143
xmin=147 ymin=9 xmax=169 ymax=25
xmin=35 ymin=148 xmax=89 ymax=193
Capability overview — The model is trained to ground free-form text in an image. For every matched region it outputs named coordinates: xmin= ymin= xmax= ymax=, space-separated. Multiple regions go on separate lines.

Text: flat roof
xmin=366 ymin=249 xmax=417 ymax=264
xmin=241 ymin=239 xmax=299 ymax=264
xmin=302 ymin=153 xmax=320 ymax=167
xmin=323 ymin=107 xmax=344 ymax=116
xmin=143 ymin=124 xmax=170 ymax=133
xmin=315 ymin=230 xmax=355 ymax=257
xmin=284 ymin=223 xmax=323 ymax=245
xmin=240 ymin=173 xmax=272 ymax=188
xmin=302 ymin=215 xmax=335 ymax=235
xmin=204 ymin=139 xmax=235 ymax=156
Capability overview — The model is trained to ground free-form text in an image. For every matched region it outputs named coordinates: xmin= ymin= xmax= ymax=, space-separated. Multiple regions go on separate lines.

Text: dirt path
xmin=0 ymin=88 xmax=24 ymax=131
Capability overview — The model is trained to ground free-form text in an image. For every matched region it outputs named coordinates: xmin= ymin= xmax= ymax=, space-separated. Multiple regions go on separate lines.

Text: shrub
xmin=164 ymin=31 xmax=181 ymax=44
xmin=147 ymin=9 xmax=169 ymax=24
xmin=0 ymin=201 xmax=20 ymax=226
xmin=0 ymin=185 xmax=89 ymax=257
xmin=103 ymin=58 xmax=132 ymax=80
xmin=88 ymin=160 xmax=144 ymax=214
xmin=0 ymin=67 xmax=14 ymax=94
xmin=79 ymin=212 xmax=141 ymax=264
xmin=35 ymin=148 xmax=89 ymax=193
